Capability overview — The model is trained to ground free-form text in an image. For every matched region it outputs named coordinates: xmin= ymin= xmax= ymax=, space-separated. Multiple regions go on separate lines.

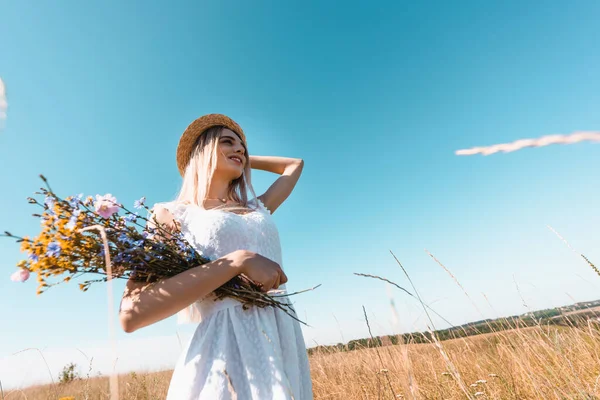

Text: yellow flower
xmin=20 ymin=236 xmax=31 ymax=252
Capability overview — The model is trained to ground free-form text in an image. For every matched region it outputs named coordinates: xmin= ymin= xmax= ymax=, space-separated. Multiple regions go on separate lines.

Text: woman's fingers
xmin=261 ymin=277 xmax=275 ymax=292
xmin=280 ymin=270 xmax=288 ymax=285
xmin=267 ymin=271 xmax=285 ymax=292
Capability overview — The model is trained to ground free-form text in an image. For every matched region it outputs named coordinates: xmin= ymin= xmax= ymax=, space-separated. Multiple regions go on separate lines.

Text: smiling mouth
xmin=229 ymin=156 xmax=243 ymax=165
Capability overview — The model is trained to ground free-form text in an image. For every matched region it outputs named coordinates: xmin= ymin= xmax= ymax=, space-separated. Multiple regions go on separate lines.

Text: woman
xmin=118 ymin=114 xmax=313 ymax=399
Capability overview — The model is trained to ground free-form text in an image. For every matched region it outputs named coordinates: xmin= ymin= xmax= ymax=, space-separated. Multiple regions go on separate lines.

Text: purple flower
xmin=68 ymin=193 xmax=83 ymax=209
xmin=46 ymin=242 xmax=61 ymax=258
xmin=134 ymin=197 xmax=146 ymax=209
xmin=124 ymin=213 xmax=138 ymax=223
xmin=94 ymin=194 xmax=120 ymax=219
xmin=143 ymin=228 xmax=157 ymax=239
xmin=28 ymin=253 xmax=39 ymax=263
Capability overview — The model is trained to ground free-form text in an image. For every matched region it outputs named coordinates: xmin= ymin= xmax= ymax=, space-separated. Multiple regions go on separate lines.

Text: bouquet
xmin=4 ymin=175 xmax=310 ymax=324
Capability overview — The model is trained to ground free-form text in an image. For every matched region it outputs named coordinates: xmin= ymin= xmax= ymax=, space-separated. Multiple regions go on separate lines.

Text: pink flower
xmin=11 ymin=268 xmax=30 ymax=282
xmin=94 ymin=194 xmax=120 ymax=219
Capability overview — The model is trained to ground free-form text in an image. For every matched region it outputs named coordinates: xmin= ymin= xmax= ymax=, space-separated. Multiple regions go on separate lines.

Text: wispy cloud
xmin=456 ymin=131 xmax=600 ymax=156
xmin=0 ymin=78 xmax=7 ymax=121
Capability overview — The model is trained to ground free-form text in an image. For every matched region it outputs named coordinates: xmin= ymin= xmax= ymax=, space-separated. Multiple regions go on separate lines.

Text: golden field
xmin=5 ymin=323 xmax=600 ymax=400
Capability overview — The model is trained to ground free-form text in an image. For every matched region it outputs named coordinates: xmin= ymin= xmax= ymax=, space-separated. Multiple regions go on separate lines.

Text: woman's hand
xmin=227 ymin=249 xmax=287 ymax=292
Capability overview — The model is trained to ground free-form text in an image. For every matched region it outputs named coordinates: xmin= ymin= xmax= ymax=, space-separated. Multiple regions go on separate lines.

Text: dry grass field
xmin=5 ymin=322 xmax=600 ymax=400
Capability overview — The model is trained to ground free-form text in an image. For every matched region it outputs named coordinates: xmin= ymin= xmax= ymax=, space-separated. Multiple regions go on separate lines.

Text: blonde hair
xmin=176 ymin=126 xmax=258 ymax=211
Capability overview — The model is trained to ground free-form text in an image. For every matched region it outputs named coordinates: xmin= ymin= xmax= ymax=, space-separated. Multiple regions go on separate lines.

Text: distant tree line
xmin=307 ymin=301 xmax=600 ymax=356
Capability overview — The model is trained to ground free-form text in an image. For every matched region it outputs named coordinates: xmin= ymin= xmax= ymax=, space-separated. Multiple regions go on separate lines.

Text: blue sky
xmin=1 ymin=0 xmax=600 ymax=390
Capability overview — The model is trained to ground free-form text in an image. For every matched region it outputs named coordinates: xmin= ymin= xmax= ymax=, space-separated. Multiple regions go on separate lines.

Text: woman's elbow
xmin=119 ymin=311 xmax=138 ymax=333
xmin=119 ymin=299 xmax=141 ymax=333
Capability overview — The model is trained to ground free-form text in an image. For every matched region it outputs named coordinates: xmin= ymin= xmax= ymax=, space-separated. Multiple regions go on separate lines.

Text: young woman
xmin=118 ymin=114 xmax=313 ymax=399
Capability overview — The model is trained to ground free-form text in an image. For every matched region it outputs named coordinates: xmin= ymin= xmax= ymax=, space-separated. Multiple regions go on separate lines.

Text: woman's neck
xmin=206 ymin=179 xmax=231 ymax=201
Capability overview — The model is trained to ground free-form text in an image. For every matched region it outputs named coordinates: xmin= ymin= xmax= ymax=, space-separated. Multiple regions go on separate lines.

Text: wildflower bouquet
xmin=3 ymin=175 xmax=307 ymax=324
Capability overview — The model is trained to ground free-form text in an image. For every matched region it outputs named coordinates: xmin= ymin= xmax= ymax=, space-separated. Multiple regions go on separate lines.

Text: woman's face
xmin=215 ymin=128 xmax=247 ymax=180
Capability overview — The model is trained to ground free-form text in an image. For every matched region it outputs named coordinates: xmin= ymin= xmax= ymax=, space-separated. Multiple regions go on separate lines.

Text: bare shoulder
xmin=150 ymin=204 xmax=176 ymax=226
xmin=148 ymin=202 xmax=181 ymax=239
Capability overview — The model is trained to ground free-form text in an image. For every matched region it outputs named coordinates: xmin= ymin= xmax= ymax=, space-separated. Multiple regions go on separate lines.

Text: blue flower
xmin=118 ymin=233 xmax=132 ymax=244
xmin=72 ymin=208 xmax=81 ymax=217
xmin=68 ymin=194 xmax=83 ymax=209
xmin=134 ymin=197 xmax=146 ymax=209
xmin=66 ymin=216 xmax=78 ymax=230
xmin=46 ymin=242 xmax=61 ymax=258
xmin=115 ymin=253 xmax=133 ymax=263
xmin=124 ymin=213 xmax=138 ymax=223
xmin=28 ymin=253 xmax=39 ymax=263
xmin=44 ymin=196 xmax=55 ymax=209
xmin=133 ymin=239 xmax=144 ymax=247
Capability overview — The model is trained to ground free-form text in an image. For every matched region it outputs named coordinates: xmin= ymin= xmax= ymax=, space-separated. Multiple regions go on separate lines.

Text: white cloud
xmin=0 ymin=78 xmax=7 ymax=121
xmin=456 ymin=131 xmax=600 ymax=156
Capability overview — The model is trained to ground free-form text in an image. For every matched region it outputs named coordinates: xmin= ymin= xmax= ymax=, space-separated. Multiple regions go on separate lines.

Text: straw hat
xmin=176 ymin=113 xmax=247 ymax=176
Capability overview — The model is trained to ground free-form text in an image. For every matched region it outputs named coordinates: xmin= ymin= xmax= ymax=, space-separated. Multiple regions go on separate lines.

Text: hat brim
xmin=176 ymin=114 xmax=246 ymax=176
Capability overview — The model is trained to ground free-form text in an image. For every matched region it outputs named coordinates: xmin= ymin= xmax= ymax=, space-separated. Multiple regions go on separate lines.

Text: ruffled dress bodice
xmin=154 ymin=198 xmax=285 ymax=323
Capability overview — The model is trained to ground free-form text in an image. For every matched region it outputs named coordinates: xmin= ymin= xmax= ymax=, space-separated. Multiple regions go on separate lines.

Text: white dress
xmin=154 ymin=198 xmax=313 ymax=400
